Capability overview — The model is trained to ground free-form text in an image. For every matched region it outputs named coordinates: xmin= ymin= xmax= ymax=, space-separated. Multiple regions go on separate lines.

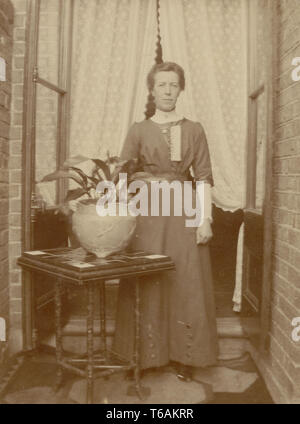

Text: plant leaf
xmin=63 ymin=155 xmax=91 ymax=168
xmin=111 ymin=159 xmax=135 ymax=185
xmin=40 ymin=170 xmax=83 ymax=186
xmin=69 ymin=167 xmax=88 ymax=188
xmin=65 ymin=188 xmax=87 ymax=202
xmin=91 ymin=159 xmax=111 ymax=180
xmin=106 ymin=155 xmax=122 ymax=164
xmin=87 ymin=176 xmax=100 ymax=187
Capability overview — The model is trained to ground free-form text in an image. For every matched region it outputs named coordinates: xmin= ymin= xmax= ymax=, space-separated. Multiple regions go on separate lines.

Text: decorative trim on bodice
xmin=150 ymin=119 xmax=184 ymax=170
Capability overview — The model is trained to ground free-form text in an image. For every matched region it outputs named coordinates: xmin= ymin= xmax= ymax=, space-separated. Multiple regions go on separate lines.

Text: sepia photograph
xmin=0 ymin=0 xmax=299 ymax=408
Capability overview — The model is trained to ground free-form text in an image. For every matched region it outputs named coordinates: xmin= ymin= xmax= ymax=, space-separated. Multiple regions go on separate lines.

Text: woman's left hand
xmin=196 ymin=219 xmax=213 ymax=245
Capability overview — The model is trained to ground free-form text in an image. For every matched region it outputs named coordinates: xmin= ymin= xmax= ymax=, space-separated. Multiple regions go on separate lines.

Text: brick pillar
xmin=260 ymin=0 xmax=300 ymax=404
xmin=0 ymin=0 xmax=14 ymax=365
xmin=8 ymin=0 xmax=29 ymax=354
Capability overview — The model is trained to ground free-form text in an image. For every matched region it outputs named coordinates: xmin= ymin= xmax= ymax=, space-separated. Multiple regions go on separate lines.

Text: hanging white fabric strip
xmin=232 ymin=222 xmax=245 ymax=312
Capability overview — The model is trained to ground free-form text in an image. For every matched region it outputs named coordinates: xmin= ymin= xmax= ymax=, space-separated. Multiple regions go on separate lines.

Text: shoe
xmin=176 ymin=364 xmax=193 ymax=382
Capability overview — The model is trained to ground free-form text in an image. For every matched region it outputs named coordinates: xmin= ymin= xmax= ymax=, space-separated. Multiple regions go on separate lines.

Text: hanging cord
xmin=145 ymin=0 xmax=163 ymax=119
xmin=155 ymin=0 xmax=163 ymax=65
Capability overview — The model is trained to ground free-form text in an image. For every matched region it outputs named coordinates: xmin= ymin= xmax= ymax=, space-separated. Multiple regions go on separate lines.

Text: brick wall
xmin=8 ymin=0 xmax=28 ymax=354
xmin=0 ymin=0 xmax=14 ymax=365
xmin=256 ymin=0 xmax=300 ymax=404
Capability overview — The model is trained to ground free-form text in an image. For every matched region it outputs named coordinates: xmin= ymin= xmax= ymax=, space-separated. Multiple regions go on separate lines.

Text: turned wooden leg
xmin=54 ymin=278 xmax=63 ymax=391
xmin=127 ymin=277 xmax=150 ymax=399
xmin=134 ymin=277 xmax=141 ymax=394
xmin=87 ymin=282 xmax=94 ymax=404
xmin=99 ymin=281 xmax=107 ymax=358
xmin=30 ymin=273 xmax=39 ymax=357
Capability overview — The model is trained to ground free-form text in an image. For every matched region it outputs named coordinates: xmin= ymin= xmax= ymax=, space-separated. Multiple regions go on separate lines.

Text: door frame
xmin=21 ymin=0 xmax=74 ymax=350
xmin=243 ymin=0 xmax=278 ymax=353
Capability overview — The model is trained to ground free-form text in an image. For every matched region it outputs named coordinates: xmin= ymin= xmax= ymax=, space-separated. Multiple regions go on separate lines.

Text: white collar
xmin=151 ymin=109 xmax=184 ymax=124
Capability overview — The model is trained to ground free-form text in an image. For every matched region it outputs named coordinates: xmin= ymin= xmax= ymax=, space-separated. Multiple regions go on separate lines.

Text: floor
xmin=0 ymin=351 xmax=273 ymax=404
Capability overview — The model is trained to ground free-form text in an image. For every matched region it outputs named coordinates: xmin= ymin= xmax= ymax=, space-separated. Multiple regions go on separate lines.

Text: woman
xmin=113 ymin=62 xmax=218 ymax=380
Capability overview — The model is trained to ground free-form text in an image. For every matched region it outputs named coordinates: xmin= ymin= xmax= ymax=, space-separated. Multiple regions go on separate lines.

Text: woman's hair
xmin=147 ymin=62 xmax=185 ymax=92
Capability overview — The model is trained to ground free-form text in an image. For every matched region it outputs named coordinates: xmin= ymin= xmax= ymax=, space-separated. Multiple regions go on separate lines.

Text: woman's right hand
xmin=196 ymin=219 xmax=213 ymax=245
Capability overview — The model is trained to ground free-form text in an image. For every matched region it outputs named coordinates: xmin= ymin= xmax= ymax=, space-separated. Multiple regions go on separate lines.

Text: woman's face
xmin=152 ymin=71 xmax=181 ymax=112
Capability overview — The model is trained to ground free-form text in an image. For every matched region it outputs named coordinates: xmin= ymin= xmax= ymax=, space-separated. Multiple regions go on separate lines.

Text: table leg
xmin=134 ymin=277 xmax=141 ymax=394
xmin=99 ymin=281 xmax=107 ymax=358
xmin=87 ymin=283 xmax=94 ymax=404
xmin=23 ymin=270 xmax=34 ymax=352
xmin=31 ymin=274 xmax=38 ymax=351
xmin=54 ymin=278 xmax=63 ymax=391
xmin=127 ymin=277 xmax=150 ymax=399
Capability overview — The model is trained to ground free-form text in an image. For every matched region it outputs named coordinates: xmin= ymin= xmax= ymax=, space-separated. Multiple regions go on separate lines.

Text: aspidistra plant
xmin=41 ymin=152 xmax=155 ymax=212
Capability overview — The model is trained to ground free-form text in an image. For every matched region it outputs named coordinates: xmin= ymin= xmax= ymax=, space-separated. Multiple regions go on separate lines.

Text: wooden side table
xmin=17 ymin=248 xmax=175 ymax=404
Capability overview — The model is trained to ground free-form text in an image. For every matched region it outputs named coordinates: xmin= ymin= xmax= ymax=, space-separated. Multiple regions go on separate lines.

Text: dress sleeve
xmin=120 ymin=122 xmax=140 ymax=160
xmin=192 ymin=122 xmax=214 ymax=187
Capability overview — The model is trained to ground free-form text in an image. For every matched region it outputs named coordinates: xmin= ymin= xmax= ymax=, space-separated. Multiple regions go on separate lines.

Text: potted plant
xmin=41 ymin=153 xmax=152 ymax=258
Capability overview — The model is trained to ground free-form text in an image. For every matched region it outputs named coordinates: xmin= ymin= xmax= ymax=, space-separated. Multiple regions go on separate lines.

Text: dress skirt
xmin=113 ymin=182 xmax=218 ymax=369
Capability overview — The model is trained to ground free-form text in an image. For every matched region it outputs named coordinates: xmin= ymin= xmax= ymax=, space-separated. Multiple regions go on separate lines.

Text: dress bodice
xmin=121 ymin=118 xmax=214 ymax=186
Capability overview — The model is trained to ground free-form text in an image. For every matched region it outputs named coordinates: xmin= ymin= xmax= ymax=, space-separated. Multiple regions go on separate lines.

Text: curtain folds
xmin=70 ymin=0 xmax=157 ymax=159
xmin=157 ymin=0 xmax=248 ymax=211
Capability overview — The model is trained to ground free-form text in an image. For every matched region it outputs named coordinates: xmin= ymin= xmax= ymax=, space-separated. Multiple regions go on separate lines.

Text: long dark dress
xmin=113 ymin=118 xmax=218 ymax=369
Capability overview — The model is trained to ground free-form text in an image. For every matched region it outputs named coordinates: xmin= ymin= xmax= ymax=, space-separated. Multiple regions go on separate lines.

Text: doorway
xmin=22 ymin=0 xmax=73 ymax=349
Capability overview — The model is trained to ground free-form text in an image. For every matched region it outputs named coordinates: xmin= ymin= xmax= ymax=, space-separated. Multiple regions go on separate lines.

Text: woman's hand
xmin=196 ymin=218 xmax=213 ymax=245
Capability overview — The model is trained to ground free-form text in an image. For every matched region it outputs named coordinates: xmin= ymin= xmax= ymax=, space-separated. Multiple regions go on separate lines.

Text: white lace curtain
xmin=70 ymin=0 xmax=157 ymax=159
xmin=70 ymin=0 xmax=247 ymax=212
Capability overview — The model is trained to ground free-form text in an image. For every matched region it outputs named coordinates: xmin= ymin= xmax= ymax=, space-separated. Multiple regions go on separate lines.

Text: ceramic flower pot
xmin=72 ymin=200 xmax=136 ymax=258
